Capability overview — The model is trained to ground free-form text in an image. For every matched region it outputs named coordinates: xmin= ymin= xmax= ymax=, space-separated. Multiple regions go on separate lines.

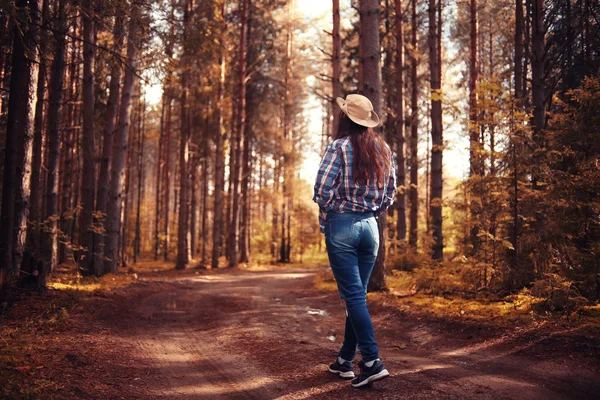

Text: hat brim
xmin=335 ymin=96 xmax=380 ymax=128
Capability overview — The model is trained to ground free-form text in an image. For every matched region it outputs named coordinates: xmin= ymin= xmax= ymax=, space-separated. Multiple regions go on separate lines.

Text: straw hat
xmin=336 ymin=94 xmax=380 ymax=128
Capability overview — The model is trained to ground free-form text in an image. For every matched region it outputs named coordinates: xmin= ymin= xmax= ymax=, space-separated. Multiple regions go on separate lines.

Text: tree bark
xmin=176 ymin=0 xmax=194 ymax=270
xmin=190 ymin=153 xmax=198 ymax=258
xmin=360 ymin=0 xmax=386 ymax=291
xmin=212 ymin=1 xmax=226 ymax=270
xmin=134 ymin=97 xmax=145 ymax=263
xmin=200 ymin=107 xmax=210 ymax=264
xmin=408 ymin=0 xmax=419 ymax=249
xmin=40 ymin=0 xmax=68 ymax=287
xmin=162 ymin=0 xmax=176 ymax=262
xmin=428 ymin=0 xmax=443 ymax=261
xmin=228 ymin=0 xmax=249 ymax=267
xmin=59 ymin=26 xmax=80 ymax=264
xmin=78 ymin=0 xmax=97 ymax=275
xmin=468 ymin=0 xmax=482 ymax=254
xmin=104 ymin=3 xmax=139 ymax=274
xmin=154 ymin=97 xmax=164 ymax=260
xmin=0 ymin=0 xmax=42 ymax=300
xmin=332 ymin=0 xmax=342 ymax=133
xmin=19 ymin=0 xmax=48 ymax=286
xmin=240 ymin=90 xmax=252 ymax=263
xmin=531 ymin=0 xmax=546 ymax=135
xmin=95 ymin=6 xmax=126 ymax=270
xmin=394 ymin=0 xmax=406 ymax=242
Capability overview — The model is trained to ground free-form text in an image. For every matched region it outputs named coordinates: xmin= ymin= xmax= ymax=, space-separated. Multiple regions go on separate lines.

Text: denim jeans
xmin=324 ymin=211 xmax=380 ymax=362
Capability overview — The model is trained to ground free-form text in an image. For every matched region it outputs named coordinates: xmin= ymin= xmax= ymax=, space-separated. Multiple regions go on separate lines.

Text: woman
xmin=313 ymin=94 xmax=396 ymax=388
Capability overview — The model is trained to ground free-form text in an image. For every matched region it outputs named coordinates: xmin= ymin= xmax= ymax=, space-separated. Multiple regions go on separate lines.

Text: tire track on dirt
xmin=130 ymin=279 xmax=278 ymax=399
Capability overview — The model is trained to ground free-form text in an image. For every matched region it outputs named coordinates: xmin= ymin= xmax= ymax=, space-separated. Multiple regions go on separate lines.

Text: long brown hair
xmin=335 ymin=112 xmax=391 ymax=187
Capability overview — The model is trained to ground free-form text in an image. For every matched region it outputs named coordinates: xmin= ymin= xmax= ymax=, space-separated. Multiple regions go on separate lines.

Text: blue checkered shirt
xmin=313 ymin=137 xmax=397 ymax=232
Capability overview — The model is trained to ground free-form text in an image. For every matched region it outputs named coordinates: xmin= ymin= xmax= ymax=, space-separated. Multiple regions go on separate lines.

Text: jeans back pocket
xmin=327 ymin=218 xmax=356 ymax=243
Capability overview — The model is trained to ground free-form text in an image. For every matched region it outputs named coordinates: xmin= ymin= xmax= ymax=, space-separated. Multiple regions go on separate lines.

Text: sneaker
xmin=351 ymin=359 xmax=389 ymax=388
xmin=328 ymin=358 xmax=355 ymax=379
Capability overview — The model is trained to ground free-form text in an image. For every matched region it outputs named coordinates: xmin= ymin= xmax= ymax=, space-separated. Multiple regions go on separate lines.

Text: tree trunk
xmin=394 ymin=0 xmax=406 ymax=243
xmin=59 ymin=28 xmax=80 ymax=264
xmin=78 ymin=0 xmax=97 ymax=275
xmin=211 ymin=2 xmax=226 ymax=270
xmin=271 ymin=160 xmax=280 ymax=261
xmin=531 ymin=0 xmax=546 ymax=135
xmin=134 ymin=98 xmax=145 ymax=263
xmin=19 ymin=0 xmax=48 ymax=286
xmin=228 ymin=0 xmax=249 ymax=267
xmin=104 ymin=3 xmax=139 ymax=274
xmin=176 ymin=0 xmax=194 ymax=270
xmin=332 ymin=0 xmax=342 ymax=133
xmin=240 ymin=92 xmax=252 ymax=263
xmin=95 ymin=7 xmax=126 ymax=270
xmin=360 ymin=0 xmax=386 ymax=291
xmin=200 ymin=107 xmax=210 ymax=265
xmin=40 ymin=0 xmax=68 ymax=287
xmin=154 ymin=97 xmax=164 ymax=260
xmin=0 ymin=0 xmax=42 ymax=300
xmin=162 ymin=0 xmax=176 ymax=262
xmin=408 ymin=0 xmax=419 ymax=249
xmin=279 ymin=2 xmax=292 ymax=264
xmin=190 ymin=153 xmax=198 ymax=258
xmin=162 ymin=96 xmax=172 ymax=261
xmin=428 ymin=0 xmax=443 ymax=261
xmin=514 ymin=0 xmax=524 ymax=103
xmin=468 ymin=0 xmax=481 ymax=253
xmin=121 ymin=102 xmax=136 ymax=267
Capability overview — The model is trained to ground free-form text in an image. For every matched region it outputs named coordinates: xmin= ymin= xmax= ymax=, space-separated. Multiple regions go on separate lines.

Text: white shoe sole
xmin=351 ymin=369 xmax=390 ymax=388
xmin=328 ymin=367 xmax=355 ymax=379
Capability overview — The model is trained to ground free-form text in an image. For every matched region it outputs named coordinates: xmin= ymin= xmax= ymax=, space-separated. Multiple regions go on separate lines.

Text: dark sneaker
xmin=351 ymin=359 xmax=389 ymax=388
xmin=328 ymin=358 xmax=355 ymax=379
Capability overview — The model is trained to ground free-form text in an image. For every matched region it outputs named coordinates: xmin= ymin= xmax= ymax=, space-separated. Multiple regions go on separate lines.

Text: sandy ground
xmin=3 ymin=266 xmax=599 ymax=399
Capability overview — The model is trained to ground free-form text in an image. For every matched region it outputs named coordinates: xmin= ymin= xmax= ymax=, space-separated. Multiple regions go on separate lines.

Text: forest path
xmin=104 ymin=267 xmax=599 ymax=399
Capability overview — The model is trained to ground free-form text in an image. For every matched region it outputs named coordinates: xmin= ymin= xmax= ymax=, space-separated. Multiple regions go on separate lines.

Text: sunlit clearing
xmin=296 ymin=0 xmax=331 ymax=19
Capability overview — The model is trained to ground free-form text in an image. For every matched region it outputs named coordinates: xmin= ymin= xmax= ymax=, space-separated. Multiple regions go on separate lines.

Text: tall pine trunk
xmin=211 ymin=2 xmax=226 ymax=270
xmin=200 ymin=107 xmax=210 ymax=265
xmin=394 ymin=0 xmax=406 ymax=242
xmin=428 ymin=0 xmax=443 ymax=261
xmin=332 ymin=0 xmax=342 ymax=133
xmin=133 ymin=98 xmax=145 ymax=263
xmin=104 ymin=3 xmax=139 ymax=274
xmin=228 ymin=0 xmax=249 ymax=267
xmin=176 ymin=0 xmax=193 ymax=270
xmin=41 ymin=0 xmax=68 ymax=287
xmin=20 ymin=0 xmax=48 ymax=285
xmin=408 ymin=0 xmax=419 ymax=249
xmin=95 ymin=7 xmax=126 ymax=270
xmin=531 ymin=0 xmax=546 ymax=135
xmin=468 ymin=0 xmax=481 ymax=253
xmin=79 ymin=0 xmax=97 ymax=275
xmin=361 ymin=0 xmax=386 ymax=291
xmin=0 ymin=0 xmax=42 ymax=300
xmin=154 ymin=97 xmax=164 ymax=260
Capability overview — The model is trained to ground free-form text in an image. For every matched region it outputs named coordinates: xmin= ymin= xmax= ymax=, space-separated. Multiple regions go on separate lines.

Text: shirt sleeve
xmin=376 ymin=152 xmax=397 ymax=217
xmin=313 ymin=142 xmax=342 ymax=232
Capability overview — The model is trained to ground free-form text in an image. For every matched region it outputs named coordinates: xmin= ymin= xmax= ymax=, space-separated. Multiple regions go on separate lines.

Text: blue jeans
xmin=324 ymin=211 xmax=380 ymax=362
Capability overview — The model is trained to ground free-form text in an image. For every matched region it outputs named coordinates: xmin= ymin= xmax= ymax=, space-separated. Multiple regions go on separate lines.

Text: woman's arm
xmin=313 ymin=142 xmax=342 ymax=231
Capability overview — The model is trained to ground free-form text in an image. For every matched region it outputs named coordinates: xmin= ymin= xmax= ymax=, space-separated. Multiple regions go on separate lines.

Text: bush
xmin=531 ymin=273 xmax=588 ymax=313
xmin=388 ymin=250 xmax=431 ymax=272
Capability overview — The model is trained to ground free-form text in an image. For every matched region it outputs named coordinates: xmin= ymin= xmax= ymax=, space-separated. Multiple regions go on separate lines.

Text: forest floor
xmin=1 ymin=261 xmax=600 ymax=399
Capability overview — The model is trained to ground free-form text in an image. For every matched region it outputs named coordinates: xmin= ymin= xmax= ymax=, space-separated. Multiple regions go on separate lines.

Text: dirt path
xmin=84 ymin=267 xmax=599 ymax=400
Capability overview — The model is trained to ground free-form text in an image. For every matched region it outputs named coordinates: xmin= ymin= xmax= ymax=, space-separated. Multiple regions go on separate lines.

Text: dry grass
xmin=313 ymin=267 xmax=600 ymax=328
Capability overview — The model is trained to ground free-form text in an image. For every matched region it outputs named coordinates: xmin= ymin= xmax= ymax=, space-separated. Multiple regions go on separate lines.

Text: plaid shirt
xmin=313 ymin=137 xmax=397 ymax=232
